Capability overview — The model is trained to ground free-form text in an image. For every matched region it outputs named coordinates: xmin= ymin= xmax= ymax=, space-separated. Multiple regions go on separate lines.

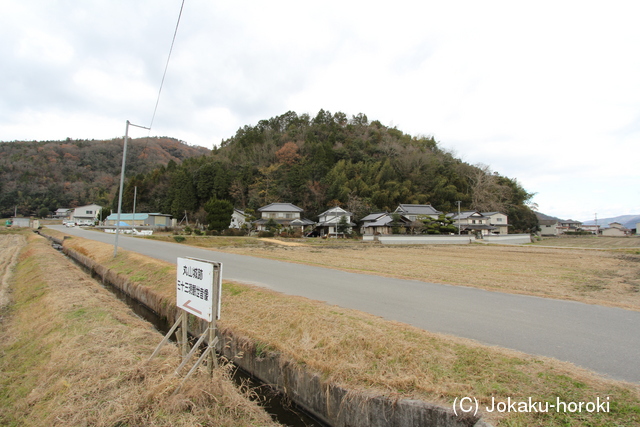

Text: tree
xmin=168 ymin=168 xmax=197 ymax=219
xmin=337 ymin=215 xmax=350 ymax=235
xmin=204 ymin=198 xmax=234 ymax=232
xmin=265 ymin=218 xmax=280 ymax=234
xmin=275 ymin=142 xmax=301 ymax=165
xmin=391 ymin=212 xmax=402 ymax=234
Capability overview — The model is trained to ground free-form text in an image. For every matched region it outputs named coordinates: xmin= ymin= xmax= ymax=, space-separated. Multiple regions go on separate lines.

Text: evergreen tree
xmin=204 ymin=198 xmax=234 ymax=232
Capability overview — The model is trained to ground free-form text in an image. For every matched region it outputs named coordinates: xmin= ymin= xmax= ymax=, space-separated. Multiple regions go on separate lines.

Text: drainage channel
xmin=51 ymin=241 xmax=327 ymax=427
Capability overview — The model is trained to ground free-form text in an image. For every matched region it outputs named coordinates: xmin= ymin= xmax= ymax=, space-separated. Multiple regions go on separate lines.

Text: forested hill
xmin=0 ymin=137 xmax=209 ymax=217
xmin=123 ymin=110 xmax=538 ymax=232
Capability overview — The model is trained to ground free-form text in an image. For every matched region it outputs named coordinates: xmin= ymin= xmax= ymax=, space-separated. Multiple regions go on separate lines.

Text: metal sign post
xmin=148 ymin=257 xmax=222 ymax=384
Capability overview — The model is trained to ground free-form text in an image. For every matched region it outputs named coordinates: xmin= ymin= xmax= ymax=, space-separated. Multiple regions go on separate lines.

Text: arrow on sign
xmin=182 ymin=300 xmax=202 ymax=315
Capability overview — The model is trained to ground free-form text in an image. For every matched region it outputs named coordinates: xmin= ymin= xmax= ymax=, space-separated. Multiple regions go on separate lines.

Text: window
xmin=86 ymin=210 xmax=93 ymax=214
xmin=497 ymin=218 xmax=503 ymax=222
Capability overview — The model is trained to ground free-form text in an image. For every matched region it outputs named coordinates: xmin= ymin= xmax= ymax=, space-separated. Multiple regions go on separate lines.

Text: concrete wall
xmin=481 ymin=234 xmax=532 ymax=244
xmin=218 ymin=327 xmax=491 ymax=427
xmin=363 ymin=235 xmax=473 ymax=244
xmin=363 ymin=234 xmax=531 ymax=245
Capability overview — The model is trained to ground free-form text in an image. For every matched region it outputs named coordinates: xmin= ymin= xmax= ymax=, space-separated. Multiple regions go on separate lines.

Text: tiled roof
xmin=258 ymin=203 xmax=304 ymax=212
xmin=396 ymin=204 xmax=442 ymax=215
xmin=360 ymin=212 xmax=387 ymax=222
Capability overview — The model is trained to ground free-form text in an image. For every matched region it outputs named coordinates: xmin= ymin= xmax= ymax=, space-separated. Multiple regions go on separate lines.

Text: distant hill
xmin=1 ymin=110 xmax=541 ymax=233
xmin=535 ymin=212 xmax=639 ymax=230
xmin=123 ymin=110 xmax=539 ymax=233
xmin=534 ymin=212 xmax=563 ymax=222
xmin=582 ymin=215 xmax=640 ymax=230
xmin=0 ymin=137 xmax=210 ymax=217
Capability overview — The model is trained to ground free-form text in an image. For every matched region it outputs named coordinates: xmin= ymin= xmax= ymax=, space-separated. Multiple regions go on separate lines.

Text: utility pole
xmin=133 ymin=186 xmax=137 ymax=223
xmin=456 ymin=201 xmax=462 ymax=235
xmin=114 ymin=120 xmax=150 ymax=258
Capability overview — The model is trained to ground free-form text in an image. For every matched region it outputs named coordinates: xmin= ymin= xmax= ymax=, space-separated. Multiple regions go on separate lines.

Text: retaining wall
xmin=363 ymin=234 xmax=532 ymax=245
xmin=481 ymin=234 xmax=532 ymax=244
xmin=47 ymin=232 xmax=492 ymax=427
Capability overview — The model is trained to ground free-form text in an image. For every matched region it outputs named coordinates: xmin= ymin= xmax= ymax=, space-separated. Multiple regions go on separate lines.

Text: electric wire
xmin=148 ymin=0 xmax=185 ymax=132
xmin=140 ymin=0 xmax=185 ymax=159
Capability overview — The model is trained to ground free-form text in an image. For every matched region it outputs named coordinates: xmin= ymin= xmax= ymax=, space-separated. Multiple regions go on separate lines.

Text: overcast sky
xmin=2 ymin=1 xmax=639 ymax=221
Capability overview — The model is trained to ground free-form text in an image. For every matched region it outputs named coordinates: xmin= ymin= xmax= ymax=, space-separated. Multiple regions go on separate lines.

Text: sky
xmin=2 ymin=1 xmax=639 ymax=221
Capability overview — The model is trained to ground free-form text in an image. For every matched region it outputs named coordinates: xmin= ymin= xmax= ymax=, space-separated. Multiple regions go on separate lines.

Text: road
xmin=50 ymin=225 xmax=640 ymax=383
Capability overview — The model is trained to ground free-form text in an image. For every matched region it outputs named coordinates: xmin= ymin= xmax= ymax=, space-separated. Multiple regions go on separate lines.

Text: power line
xmin=148 ymin=0 xmax=185 ymax=132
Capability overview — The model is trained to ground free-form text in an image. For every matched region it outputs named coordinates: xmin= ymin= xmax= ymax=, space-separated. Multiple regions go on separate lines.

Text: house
xmin=602 ymin=222 xmax=630 ymax=237
xmin=104 ymin=213 xmax=172 ymax=227
xmin=394 ymin=204 xmax=442 ymax=222
xmin=557 ymin=219 xmax=582 ymax=234
xmin=71 ymin=204 xmax=103 ymax=225
xmin=253 ymin=203 xmax=315 ymax=233
xmin=229 ymin=209 xmax=247 ymax=229
xmin=54 ymin=208 xmax=72 ymax=219
xmin=360 ymin=212 xmax=411 ymax=235
xmin=581 ymin=224 xmax=600 ymax=234
xmin=315 ymin=206 xmax=355 ymax=237
xmin=481 ymin=212 xmax=509 ymax=235
xmin=538 ymin=219 xmax=559 ymax=236
xmin=447 ymin=211 xmax=496 ymax=236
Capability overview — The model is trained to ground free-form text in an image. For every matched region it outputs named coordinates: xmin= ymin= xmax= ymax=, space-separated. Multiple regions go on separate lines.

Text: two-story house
xmin=253 ymin=203 xmax=315 ymax=232
xmin=447 ymin=210 xmax=497 ymax=236
xmin=71 ymin=204 xmax=102 ymax=225
xmin=557 ymin=219 xmax=582 ymax=234
xmin=481 ymin=212 xmax=509 ymax=235
xmin=602 ymin=222 xmax=630 ymax=237
xmin=315 ymin=206 xmax=355 ymax=237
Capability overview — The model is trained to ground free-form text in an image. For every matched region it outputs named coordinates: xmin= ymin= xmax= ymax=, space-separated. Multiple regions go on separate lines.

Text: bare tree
xmin=469 ymin=164 xmax=511 ymax=212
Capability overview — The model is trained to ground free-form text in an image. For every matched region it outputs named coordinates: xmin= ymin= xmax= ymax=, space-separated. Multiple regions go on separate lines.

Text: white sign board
xmin=176 ymin=257 xmax=222 ymax=322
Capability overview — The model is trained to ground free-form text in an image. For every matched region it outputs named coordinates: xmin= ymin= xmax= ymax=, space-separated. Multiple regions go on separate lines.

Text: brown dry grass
xmin=221 ymin=281 xmax=640 ymax=426
xmin=0 ymin=233 xmax=278 ymax=427
xmin=217 ymin=242 xmax=640 ymax=311
xmin=41 ymin=230 xmax=640 ymax=426
xmin=532 ymin=236 xmax=640 ymax=249
xmin=0 ymin=233 xmax=26 ymax=309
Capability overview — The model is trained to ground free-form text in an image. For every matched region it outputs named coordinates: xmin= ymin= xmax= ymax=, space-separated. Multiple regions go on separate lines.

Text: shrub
xmin=173 ymin=236 xmax=186 ymax=243
xmin=257 ymin=231 xmax=274 ymax=238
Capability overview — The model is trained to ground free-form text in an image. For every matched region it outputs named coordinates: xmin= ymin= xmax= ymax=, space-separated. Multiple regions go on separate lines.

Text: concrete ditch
xmin=47 ymin=232 xmax=492 ymax=427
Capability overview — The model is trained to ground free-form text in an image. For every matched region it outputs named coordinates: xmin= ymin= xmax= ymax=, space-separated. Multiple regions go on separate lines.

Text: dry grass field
xmin=0 ymin=232 xmax=277 ymax=427
xmin=34 ymin=229 xmax=640 ymax=426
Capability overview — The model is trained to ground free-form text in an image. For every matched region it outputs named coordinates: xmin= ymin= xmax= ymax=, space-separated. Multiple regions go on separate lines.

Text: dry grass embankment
xmin=0 ymin=232 xmax=278 ymax=427
xmin=43 ymin=231 xmax=640 ymax=426
xmin=532 ymin=236 xmax=640 ymax=249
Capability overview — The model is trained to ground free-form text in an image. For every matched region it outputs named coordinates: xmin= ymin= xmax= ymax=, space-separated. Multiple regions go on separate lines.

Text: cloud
xmin=1 ymin=1 xmax=639 ymax=219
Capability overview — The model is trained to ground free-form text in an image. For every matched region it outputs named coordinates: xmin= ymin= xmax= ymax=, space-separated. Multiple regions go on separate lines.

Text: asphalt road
xmin=50 ymin=225 xmax=640 ymax=383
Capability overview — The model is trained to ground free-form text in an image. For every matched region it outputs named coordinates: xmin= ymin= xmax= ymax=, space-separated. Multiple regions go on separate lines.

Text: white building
xmin=71 ymin=204 xmax=102 ymax=225
xmin=315 ymin=206 xmax=355 ymax=237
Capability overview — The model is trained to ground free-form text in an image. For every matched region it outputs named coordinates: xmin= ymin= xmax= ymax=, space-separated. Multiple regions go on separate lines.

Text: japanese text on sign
xmin=176 ymin=257 xmax=221 ymax=322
